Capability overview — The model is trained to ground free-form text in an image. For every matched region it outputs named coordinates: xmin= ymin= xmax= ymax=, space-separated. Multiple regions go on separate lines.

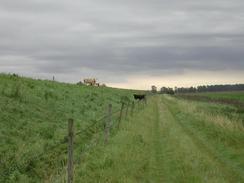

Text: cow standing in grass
xmin=133 ymin=94 xmax=147 ymax=105
xmin=83 ymin=78 xmax=97 ymax=86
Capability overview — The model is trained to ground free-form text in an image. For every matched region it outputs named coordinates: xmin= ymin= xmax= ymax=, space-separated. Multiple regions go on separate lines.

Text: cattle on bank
xmin=83 ymin=78 xmax=97 ymax=86
xmin=82 ymin=78 xmax=106 ymax=87
xmin=133 ymin=94 xmax=146 ymax=101
xmin=133 ymin=94 xmax=147 ymax=105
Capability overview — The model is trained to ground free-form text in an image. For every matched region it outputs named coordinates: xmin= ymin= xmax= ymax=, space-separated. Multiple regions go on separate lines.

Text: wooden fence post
xmin=67 ymin=119 xmax=74 ymax=183
xmin=131 ymin=101 xmax=135 ymax=116
xmin=125 ymin=102 xmax=129 ymax=119
xmin=105 ymin=104 xmax=112 ymax=144
xmin=118 ymin=102 xmax=125 ymax=128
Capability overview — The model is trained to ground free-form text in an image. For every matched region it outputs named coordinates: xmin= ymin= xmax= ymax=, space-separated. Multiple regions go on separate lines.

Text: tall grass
xmin=0 ymin=73 xmax=135 ymax=182
xmin=173 ymin=97 xmax=244 ymax=131
xmin=163 ymin=95 xmax=244 ymax=181
xmin=74 ymin=96 xmax=244 ymax=182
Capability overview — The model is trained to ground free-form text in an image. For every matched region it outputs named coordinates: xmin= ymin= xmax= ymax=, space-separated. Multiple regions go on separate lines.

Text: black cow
xmin=133 ymin=94 xmax=147 ymax=105
xmin=133 ymin=94 xmax=146 ymax=100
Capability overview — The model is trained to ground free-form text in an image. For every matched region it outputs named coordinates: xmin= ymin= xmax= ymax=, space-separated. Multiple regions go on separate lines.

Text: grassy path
xmin=158 ymin=97 xmax=243 ymax=182
xmin=149 ymin=99 xmax=165 ymax=182
xmin=76 ymin=96 xmax=244 ymax=182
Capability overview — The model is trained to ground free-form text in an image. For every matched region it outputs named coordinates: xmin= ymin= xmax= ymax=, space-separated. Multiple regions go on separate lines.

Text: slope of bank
xmin=0 ymin=74 xmax=135 ymax=182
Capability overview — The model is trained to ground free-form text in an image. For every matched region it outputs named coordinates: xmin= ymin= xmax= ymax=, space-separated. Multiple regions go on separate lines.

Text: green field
xmin=194 ymin=91 xmax=244 ymax=102
xmin=1 ymin=74 xmax=244 ymax=182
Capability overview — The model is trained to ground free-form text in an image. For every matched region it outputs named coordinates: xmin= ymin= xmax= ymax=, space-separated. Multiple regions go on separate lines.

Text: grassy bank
xmin=0 ymin=74 xmax=135 ymax=182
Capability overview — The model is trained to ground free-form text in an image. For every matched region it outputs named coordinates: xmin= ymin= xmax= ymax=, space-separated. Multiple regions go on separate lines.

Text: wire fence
xmin=0 ymin=99 xmax=147 ymax=182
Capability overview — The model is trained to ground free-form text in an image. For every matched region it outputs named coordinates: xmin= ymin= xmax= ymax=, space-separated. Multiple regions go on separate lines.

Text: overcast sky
xmin=0 ymin=0 xmax=244 ymax=89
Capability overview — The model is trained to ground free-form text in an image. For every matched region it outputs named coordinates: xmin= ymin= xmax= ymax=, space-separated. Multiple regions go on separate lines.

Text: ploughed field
xmin=196 ymin=91 xmax=244 ymax=101
xmin=176 ymin=91 xmax=244 ymax=113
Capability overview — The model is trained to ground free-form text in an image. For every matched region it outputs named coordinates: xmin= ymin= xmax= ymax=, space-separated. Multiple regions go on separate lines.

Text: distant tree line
xmin=159 ymin=84 xmax=244 ymax=94
xmin=160 ymin=87 xmax=175 ymax=95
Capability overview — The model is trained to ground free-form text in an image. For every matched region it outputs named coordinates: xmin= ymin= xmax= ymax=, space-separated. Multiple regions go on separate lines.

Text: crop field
xmin=191 ymin=91 xmax=244 ymax=102
xmin=176 ymin=91 xmax=244 ymax=112
xmin=1 ymin=74 xmax=244 ymax=182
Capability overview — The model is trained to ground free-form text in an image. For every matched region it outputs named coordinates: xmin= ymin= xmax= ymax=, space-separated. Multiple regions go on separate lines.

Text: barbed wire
xmin=0 ymin=106 xmax=124 ymax=177
xmin=1 ymin=101 xmax=145 ymax=180
xmin=74 ymin=108 xmax=121 ymax=136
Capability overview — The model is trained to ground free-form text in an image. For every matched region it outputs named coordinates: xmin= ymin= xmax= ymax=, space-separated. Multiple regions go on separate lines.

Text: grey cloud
xmin=0 ymin=0 xmax=244 ymax=84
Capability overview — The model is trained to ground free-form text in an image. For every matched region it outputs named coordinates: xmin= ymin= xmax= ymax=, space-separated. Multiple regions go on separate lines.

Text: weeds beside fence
xmin=66 ymin=99 xmax=146 ymax=182
xmin=0 ymin=99 xmax=147 ymax=182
